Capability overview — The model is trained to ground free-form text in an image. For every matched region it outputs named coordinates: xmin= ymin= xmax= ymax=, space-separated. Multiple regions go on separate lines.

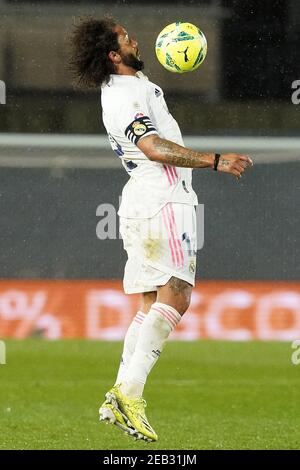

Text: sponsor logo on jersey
xmin=154 ymin=88 xmax=162 ymax=97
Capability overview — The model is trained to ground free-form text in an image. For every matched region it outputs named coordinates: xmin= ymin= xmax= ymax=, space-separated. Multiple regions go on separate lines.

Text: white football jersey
xmin=101 ymin=72 xmax=198 ymax=218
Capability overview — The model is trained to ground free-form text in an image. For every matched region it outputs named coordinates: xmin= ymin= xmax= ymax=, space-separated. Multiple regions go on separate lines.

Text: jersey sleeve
xmin=116 ymin=92 xmax=159 ymax=146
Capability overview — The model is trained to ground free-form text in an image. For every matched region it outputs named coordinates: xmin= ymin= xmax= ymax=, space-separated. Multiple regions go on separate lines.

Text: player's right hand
xmin=217 ymin=154 xmax=253 ymax=179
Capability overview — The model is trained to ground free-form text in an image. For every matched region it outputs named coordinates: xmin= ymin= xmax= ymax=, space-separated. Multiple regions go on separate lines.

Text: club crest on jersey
xmin=189 ymin=260 xmax=196 ymax=274
xmin=132 ymin=121 xmax=147 ymax=136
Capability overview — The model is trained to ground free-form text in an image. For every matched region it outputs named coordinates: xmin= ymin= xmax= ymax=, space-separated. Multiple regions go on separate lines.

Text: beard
xmin=121 ymin=51 xmax=144 ymax=72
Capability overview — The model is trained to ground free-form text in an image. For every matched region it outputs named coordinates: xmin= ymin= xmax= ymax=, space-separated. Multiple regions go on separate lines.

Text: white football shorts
xmin=119 ymin=203 xmax=197 ymax=294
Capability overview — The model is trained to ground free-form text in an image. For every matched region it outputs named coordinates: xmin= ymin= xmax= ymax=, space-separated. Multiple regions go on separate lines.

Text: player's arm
xmin=137 ymin=134 xmax=253 ymax=179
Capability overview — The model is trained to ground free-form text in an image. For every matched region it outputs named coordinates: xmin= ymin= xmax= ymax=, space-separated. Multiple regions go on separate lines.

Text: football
xmin=155 ymin=22 xmax=207 ymax=73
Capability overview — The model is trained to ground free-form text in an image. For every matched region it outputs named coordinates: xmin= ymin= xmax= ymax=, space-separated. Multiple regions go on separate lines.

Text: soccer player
xmin=69 ymin=17 xmax=253 ymax=442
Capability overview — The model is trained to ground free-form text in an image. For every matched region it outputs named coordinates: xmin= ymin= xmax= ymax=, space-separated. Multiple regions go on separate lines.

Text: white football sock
xmin=120 ymin=302 xmax=181 ymax=398
xmin=114 ymin=310 xmax=146 ymax=386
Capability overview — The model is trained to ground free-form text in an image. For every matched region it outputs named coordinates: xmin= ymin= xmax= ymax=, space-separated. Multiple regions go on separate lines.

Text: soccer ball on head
xmin=155 ymin=22 xmax=207 ymax=73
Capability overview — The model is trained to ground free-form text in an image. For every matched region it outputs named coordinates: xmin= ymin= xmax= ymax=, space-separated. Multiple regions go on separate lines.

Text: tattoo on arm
xmin=219 ymin=159 xmax=230 ymax=167
xmin=152 ymin=137 xmax=214 ymax=168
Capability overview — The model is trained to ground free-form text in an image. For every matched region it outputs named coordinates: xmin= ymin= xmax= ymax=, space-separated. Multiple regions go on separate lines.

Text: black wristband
xmin=214 ymin=153 xmax=221 ymax=171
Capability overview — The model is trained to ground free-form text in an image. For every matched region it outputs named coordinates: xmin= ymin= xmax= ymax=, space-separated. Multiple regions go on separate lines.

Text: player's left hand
xmin=218 ymin=154 xmax=253 ymax=180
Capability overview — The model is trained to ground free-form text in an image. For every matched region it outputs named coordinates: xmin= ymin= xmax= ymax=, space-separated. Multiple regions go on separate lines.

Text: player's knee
xmin=159 ymin=276 xmax=192 ymax=315
xmin=176 ymin=290 xmax=191 ymax=314
xmin=171 ymin=278 xmax=192 ymax=315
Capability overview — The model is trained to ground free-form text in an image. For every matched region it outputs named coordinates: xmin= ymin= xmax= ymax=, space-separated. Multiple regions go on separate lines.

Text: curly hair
xmin=69 ymin=16 xmax=119 ymax=88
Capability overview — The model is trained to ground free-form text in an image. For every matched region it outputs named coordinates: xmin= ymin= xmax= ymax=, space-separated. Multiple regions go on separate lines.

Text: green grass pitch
xmin=1 ymin=339 xmax=299 ymax=450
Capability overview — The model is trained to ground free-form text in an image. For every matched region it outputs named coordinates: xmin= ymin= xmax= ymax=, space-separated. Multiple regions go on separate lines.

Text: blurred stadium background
xmin=0 ymin=0 xmax=299 ymax=342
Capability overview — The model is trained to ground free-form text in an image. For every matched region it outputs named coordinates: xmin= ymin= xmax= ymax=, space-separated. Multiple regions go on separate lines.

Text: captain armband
xmin=125 ymin=116 xmax=158 ymax=145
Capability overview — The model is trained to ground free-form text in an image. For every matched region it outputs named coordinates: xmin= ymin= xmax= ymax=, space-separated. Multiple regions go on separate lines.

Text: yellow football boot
xmin=99 ymin=387 xmax=147 ymax=441
xmin=112 ymin=386 xmax=158 ymax=442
